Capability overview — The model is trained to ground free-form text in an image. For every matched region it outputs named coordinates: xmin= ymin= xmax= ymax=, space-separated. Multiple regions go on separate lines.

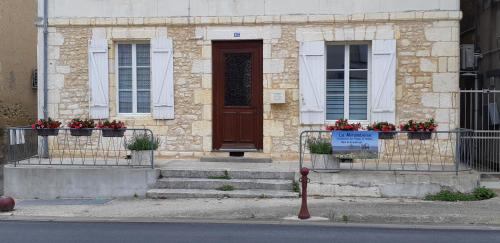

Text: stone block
xmin=191 ymin=59 xmax=212 ymax=74
xmin=191 ymin=121 xmax=211 ymax=136
xmin=194 ymin=90 xmax=211 ymax=105
xmin=421 ymin=93 xmax=440 ymax=108
xmin=264 ymin=120 xmax=284 ymax=137
xmin=424 ymin=27 xmax=452 ymax=41
xmin=431 ymin=42 xmax=459 ymax=57
xmin=375 ymin=25 xmax=394 ymax=39
xmin=308 ymin=15 xmax=334 ymax=23
xmin=263 ymin=59 xmax=284 ymax=74
xmin=433 ymin=73 xmax=458 ymax=92
xmin=438 ymin=57 xmax=448 ymax=72
xmin=447 ymin=57 xmax=459 ymax=72
xmin=416 ymin=50 xmax=430 ymax=57
xmin=201 ymin=74 xmax=212 ymax=89
xmin=439 ymin=93 xmax=453 ymax=108
xmin=48 ymin=32 xmax=65 ymax=46
xmin=420 ymin=58 xmax=437 ymax=72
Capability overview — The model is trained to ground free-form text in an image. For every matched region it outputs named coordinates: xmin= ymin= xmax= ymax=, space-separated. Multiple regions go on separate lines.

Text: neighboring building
xmin=38 ymin=0 xmax=461 ymax=160
xmin=0 ymin=1 xmax=37 ymax=164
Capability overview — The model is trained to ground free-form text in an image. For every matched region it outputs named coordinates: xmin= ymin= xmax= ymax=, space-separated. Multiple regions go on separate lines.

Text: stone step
xmin=146 ymin=188 xmax=298 ymax=199
xmin=154 ymin=178 xmax=293 ymax=191
xmin=199 ymin=157 xmax=272 ymax=163
xmin=160 ymin=169 xmax=295 ymax=180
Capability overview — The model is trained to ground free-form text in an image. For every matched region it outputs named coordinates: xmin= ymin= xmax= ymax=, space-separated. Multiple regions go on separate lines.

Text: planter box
xmin=407 ymin=132 xmax=433 ymax=140
xmin=378 ymin=131 xmax=396 ymax=139
xmin=34 ymin=129 xmax=59 ymax=137
xmin=70 ymin=129 xmax=93 ymax=137
xmin=101 ymin=129 xmax=126 ymax=138
xmin=130 ymin=150 xmax=153 ymax=166
xmin=311 ymin=154 xmax=340 ymax=171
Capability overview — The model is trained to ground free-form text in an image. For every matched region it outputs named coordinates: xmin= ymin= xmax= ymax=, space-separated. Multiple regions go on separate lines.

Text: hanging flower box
xmin=32 ymin=118 xmax=61 ymax=137
xmin=400 ymin=119 xmax=437 ymax=140
xmin=97 ymin=120 xmax=127 ymax=138
xmin=367 ymin=122 xmax=397 ymax=140
xmin=68 ymin=118 xmax=95 ymax=137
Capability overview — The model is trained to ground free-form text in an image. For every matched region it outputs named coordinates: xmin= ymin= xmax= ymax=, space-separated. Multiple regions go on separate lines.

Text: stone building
xmin=37 ymin=0 xmax=461 ymax=160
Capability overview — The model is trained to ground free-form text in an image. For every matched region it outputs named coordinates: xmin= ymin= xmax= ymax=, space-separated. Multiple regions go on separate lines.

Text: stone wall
xmin=43 ymin=11 xmax=461 ymax=160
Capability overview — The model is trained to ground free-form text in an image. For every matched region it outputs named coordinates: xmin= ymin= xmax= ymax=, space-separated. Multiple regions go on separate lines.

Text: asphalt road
xmin=0 ymin=220 xmax=499 ymax=243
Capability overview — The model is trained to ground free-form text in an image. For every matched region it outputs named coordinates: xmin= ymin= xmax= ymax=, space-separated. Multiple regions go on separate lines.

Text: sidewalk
xmin=2 ymin=196 xmax=500 ymax=226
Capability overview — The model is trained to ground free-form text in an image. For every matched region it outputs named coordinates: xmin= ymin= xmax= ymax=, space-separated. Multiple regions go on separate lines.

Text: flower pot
xmin=70 ymin=129 xmax=93 ymax=137
xmin=101 ymin=129 xmax=126 ymax=138
xmin=407 ymin=132 xmax=433 ymax=140
xmin=35 ymin=128 xmax=59 ymax=137
xmin=378 ymin=131 xmax=396 ymax=139
xmin=130 ymin=150 xmax=152 ymax=166
xmin=311 ymin=154 xmax=340 ymax=171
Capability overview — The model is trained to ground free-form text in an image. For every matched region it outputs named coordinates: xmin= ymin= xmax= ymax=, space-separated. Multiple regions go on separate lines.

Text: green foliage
xmin=126 ymin=134 xmax=160 ymax=151
xmin=216 ymin=185 xmax=234 ymax=191
xmin=307 ymin=137 xmax=332 ymax=154
xmin=425 ymin=187 xmax=496 ymax=201
xmin=208 ymin=170 xmax=231 ymax=180
xmin=292 ymin=180 xmax=300 ymax=193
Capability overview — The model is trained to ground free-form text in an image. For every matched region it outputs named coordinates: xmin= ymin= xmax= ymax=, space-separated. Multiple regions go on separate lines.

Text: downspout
xmin=42 ymin=0 xmax=49 ymax=157
xmin=43 ymin=0 xmax=48 ymax=120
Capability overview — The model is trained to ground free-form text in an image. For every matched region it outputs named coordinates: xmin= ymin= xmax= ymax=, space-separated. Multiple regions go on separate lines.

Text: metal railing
xmin=460 ymin=89 xmax=500 ymax=131
xmin=299 ymin=130 xmax=473 ymax=173
xmin=6 ymin=127 xmax=155 ymax=168
xmin=463 ymin=130 xmax=500 ymax=173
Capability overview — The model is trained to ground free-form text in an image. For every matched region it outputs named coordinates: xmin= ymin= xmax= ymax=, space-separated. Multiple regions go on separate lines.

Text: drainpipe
xmin=42 ymin=0 xmax=49 ymax=157
xmin=43 ymin=0 xmax=48 ymax=120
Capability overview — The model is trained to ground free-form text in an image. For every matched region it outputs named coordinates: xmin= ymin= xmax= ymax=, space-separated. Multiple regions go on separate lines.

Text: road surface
xmin=0 ymin=220 xmax=499 ymax=243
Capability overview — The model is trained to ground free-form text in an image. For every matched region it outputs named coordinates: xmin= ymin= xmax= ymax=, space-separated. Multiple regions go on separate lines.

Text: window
xmin=117 ymin=43 xmax=151 ymax=114
xmin=326 ymin=44 xmax=369 ymax=121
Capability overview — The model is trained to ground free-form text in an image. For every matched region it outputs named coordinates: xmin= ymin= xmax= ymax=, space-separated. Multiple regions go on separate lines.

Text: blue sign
xmin=332 ymin=131 xmax=379 ymax=159
xmin=234 ymin=32 xmax=241 ymax=37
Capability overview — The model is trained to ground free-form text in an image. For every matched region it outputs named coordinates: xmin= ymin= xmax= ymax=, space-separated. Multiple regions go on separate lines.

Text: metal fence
xmin=299 ymin=130 xmax=473 ymax=173
xmin=460 ymin=89 xmax=500 ymax=173
xmin=6 ymin=127 xmax=155 ymax=168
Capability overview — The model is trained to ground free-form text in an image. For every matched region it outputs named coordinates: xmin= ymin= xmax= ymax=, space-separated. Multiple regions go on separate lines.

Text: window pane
xmin=349 ymin=70 xmax=368 ymax=120
xmin=224 ymin=53 xmax=252 ymax=106
xmin=118 ymin=44 xmax=132 ymax=66
xmin=327 ymin=45 xmax=345 ymax=69
xmin=119 ymin=91 xmax=133 ymax=113
xmin=326 ymin=71 xmax=344 ymax=95
xmin=326 ymin=71 xmax=344 ymax=120
xmin=136 ymin=44 xmax=151 ymax=66
xmin=137 ymin=67 xmax=150 ymax=90
xmin=350 ymin=45 xmax=368 ymax=69
xmin=326 ymin=96 xmax=344 ymax=120
xmin=118 ymin=68 xmax=132 ymax=90
xmin=137 ymin=91 xmax=151 ymax=113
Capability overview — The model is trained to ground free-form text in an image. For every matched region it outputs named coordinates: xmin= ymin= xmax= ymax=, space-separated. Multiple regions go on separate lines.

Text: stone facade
xmin=42 ymin=10 xmax=461 ymax=160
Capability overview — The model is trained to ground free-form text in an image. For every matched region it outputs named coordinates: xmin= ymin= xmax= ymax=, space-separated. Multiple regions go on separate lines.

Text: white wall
xmin=46 ymin=0 xmax=460 ymax=18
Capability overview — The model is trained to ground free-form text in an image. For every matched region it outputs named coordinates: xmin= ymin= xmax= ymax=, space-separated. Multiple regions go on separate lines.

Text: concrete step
xmin=154 ymin=178 xmax=293 ymax=191
xmin=146 ymin=188 xmax=298 ymax=199
xmin=160 ymin=169 xmax=295 ymax=180
xmin=199 ymin=157 xmax=272 ymax=163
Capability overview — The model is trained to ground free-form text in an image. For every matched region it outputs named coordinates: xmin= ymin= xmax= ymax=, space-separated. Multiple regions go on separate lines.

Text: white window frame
xmin=325 ymin=42 xmax=371 ymax=124
xmin=115 ymin=42 xmax=152 ymax=116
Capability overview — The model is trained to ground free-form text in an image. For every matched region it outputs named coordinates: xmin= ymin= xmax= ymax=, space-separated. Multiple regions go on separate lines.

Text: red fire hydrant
xmin=298 ymin=167 xmax=311 ymax=220
xmin=0 ymin=196 xmax=15 ymax=212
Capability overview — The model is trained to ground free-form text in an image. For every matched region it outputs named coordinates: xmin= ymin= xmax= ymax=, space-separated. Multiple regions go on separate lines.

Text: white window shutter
xmin=151 ymin=37 xmax=174 ymax=119
xmin=88 ymin=37 xmax=109 ymax=119
xmin=299 ymin=41 xmax=326 ymax=125
xmin=371 ymin=40 xmax=396 ymax=124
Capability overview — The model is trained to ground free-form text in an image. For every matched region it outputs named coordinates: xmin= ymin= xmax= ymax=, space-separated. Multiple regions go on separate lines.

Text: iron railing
xmin=460 ymin=89 xmax=500 ymax=131
xmin=6 ymin=127 xmax=155 ymax=168
xmin=299 ymin=130 xmax=473 ymax=173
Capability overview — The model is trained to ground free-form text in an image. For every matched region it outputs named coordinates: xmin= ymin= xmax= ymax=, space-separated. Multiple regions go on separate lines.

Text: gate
xmin=460 ymin=89 xmax=500 ymax=172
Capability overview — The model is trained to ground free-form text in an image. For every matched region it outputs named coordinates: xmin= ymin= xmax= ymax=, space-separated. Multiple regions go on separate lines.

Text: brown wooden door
xmin=213 ymin=41 xmax=263 ymax=150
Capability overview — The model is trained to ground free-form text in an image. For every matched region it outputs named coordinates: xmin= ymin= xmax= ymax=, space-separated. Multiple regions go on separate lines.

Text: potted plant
xmin=307 ymin=136 xmax=339 ymax=170
xmin=31 ymin=118 xmax=62 ymax=136
xmin=326 ymin=119 xmax=362 ymax=131
xmin=400 ymin=119 xmax=438 ymax=140
xmin=126 ymin=134 xmax=159 ymax=166
xmin=97 ymin=120 xmax=126 ymax=137
xmin=68 ymin=118 xmax=95 ymax=137
xmin=367 ymin=122 xmax=397 ymax=139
